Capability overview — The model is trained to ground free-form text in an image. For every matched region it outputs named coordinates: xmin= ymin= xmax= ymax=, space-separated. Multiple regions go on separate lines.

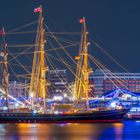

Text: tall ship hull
xmin=0 ymin=109 xmax=128 ymax=123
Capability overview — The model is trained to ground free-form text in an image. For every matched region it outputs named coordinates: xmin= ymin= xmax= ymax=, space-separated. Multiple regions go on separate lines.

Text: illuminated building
xmin=8 ymin=81 xmax=28 ymax=98
xmin=48 ymin=70 xmax=68 ymax=98
xmin=90 ymin=69 xmax=140 ymax=97
xmin=89 ymin=75 xmax=94 ymax=97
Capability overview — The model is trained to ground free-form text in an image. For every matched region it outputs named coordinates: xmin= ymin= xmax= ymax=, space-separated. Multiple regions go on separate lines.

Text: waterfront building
xmin=48 ymin=70 xmax=68 ymax=98
xmin=90 ymin=69 xmax=140 ymax=97
xmin=89 ymin=75 xmax=94 ymax=97
xmin=8 ymin=81 xmax=28 ymax=98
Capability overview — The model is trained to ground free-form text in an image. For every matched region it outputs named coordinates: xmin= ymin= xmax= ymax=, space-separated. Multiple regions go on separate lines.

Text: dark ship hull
xmin=0 ymin=109 xmax=128 ymax=123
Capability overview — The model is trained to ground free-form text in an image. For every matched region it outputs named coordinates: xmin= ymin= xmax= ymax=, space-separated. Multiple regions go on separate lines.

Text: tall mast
xmin=0 ymin=28 xmax=9 ymax=110
xmin=39 ymin=6 xmax=47 ymax=113
xmin=82 ymin=17 xmax=90 ymax=110
xmin=74 ymin=17 xmax=92 ymax=110
xmin=29 ymin=6 xmax=47 ymax=113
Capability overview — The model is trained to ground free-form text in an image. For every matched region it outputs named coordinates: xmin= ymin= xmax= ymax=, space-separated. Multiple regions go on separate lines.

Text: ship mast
xmin=29 ymin=6 xmax=47 ymax=113
xmin=0 ymin=28 xmax=9 ymax=110
xmin=39 ymin=6 xmax=47 ymax=113
xmin=82 ymin=17 xmax=90 ymax=110
xmin=74 ymin=17 xmax=92 ymax=110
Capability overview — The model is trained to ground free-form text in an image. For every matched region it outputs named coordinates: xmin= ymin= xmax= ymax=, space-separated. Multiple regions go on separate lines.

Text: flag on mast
xmin=79 ymin=18 xmax=85 ymax=24
xmin=34 ymin=7 xmax=41 ymax=13
xmin=0 ymin=29 xmax=4 ymax=36
xmin=75 ymin=56 xmax=80 ymax=60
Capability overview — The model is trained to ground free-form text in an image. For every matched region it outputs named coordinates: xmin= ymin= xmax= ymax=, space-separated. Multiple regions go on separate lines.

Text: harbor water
xmin=0 ymin=121 xmax=139 ymax=140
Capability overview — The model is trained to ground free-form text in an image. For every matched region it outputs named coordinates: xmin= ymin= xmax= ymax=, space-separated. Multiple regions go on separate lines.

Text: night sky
xmin=1 ymin=0 xmax=140 ymax=74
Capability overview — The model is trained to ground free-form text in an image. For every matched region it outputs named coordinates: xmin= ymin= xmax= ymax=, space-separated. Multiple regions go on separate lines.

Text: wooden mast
xmin=1 ymin=28 xmax=9 ymax=110
xmin=39 ymin=6 xmax=47 ymax=113
xmin=74 ymin=17 xmax=92 ymax=110
xmin=82 ymin=17 xmax=90 ymax=110
xmin=29 ymin=6 xmax=47 ymax=113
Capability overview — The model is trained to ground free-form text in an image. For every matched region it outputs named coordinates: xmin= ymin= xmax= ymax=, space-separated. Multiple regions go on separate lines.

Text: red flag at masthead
xmin=0 ymin=29 xmax=4 ymax=36
xmin=34 ymin=7 xmax=41 ymax=13
xmin=79 ymin=18 xmax=85 ymax=24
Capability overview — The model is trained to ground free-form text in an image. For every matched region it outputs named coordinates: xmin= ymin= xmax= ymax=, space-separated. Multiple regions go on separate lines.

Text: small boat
xmin=126 ymin=114 xmax=140 ymax=120
xmin=124 ymin=107 xmax=140 ymax=120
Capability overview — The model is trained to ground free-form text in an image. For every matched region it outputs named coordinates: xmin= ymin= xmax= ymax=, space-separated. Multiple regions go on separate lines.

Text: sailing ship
xmin=0 ymin=6 xmax=129 ymax=123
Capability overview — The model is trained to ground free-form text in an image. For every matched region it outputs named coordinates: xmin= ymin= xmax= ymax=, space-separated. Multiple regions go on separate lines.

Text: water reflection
xmin=0 ymin=121 xmax=139 ymax=140
xmin=114 ymin=123 xmax=123 ymax=140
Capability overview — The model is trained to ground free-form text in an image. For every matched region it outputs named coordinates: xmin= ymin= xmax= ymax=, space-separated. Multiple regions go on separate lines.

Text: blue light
xmin=33 ymin=110 xmax=37 ymax=114
xmin=110 ymin=102 xmax=116 ymax=108
xmin=3 ymin=107 xmax=8 ymax=110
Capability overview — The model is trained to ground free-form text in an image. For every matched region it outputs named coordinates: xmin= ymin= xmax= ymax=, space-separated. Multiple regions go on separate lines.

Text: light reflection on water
xmin=0 ymin=121 xmax=139 ymax=140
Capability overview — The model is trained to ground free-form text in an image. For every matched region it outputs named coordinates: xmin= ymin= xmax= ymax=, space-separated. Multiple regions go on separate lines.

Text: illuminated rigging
xmin=29 ymin=6 xmax=47 ymax=113
xmin=0 ymin=6 xmax=133 ymax=113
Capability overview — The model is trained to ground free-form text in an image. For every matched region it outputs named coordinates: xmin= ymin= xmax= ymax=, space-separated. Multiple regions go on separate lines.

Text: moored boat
xmin=0 ymin=6 xmax=130 ymax=123
xmin=0 ymin=108 xmax=129 ymax=123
